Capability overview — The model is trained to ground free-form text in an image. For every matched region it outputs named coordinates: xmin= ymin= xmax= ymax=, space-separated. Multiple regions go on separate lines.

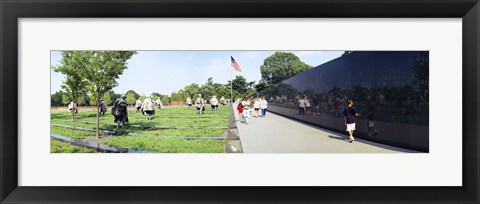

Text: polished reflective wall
xmin=260 ymin=51 xmax=429 ymax=152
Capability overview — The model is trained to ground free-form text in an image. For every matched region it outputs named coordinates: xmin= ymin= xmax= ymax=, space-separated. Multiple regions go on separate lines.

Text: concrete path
xmin=233 ymin=103 xmax=417 ymax=153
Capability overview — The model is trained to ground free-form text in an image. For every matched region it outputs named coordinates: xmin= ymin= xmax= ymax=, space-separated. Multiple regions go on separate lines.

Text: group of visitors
xmin=236 ymin=96 xmax=268 ymax=125
xmin=297 ymin=96 xmax=311 ymax=115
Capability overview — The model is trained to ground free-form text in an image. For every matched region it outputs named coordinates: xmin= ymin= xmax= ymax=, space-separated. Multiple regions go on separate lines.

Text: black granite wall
xmin=260 ymin=51 xmax=429 ymax=152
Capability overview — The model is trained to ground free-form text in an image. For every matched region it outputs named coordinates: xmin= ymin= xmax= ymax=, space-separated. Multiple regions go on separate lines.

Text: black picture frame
xmin=1 ymin=0 xmax=478 ymax=203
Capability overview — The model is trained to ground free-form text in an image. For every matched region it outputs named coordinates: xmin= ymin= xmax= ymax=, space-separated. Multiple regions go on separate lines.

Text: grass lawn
xmin=100 ymin=136 xmax=228 ymax=153
xmin=50 ymin=139 xmax=96 ymax=153
xmin=50 ymin=105 xmax=231 ymax=153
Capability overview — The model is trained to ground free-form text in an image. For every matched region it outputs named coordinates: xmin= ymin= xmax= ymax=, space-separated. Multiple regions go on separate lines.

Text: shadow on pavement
xmin=328 ymin=135 xmax=347 ymax=141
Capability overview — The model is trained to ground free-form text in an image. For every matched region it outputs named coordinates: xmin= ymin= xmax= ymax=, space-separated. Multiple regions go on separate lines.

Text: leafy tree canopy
xmin=260 ymin=52 xmax=312 ymax=87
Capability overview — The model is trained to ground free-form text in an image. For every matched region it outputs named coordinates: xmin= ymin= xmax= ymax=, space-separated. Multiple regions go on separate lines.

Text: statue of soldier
xmin=111 ymin=94 xmax=129 ymax=128
xmin=141 ymin=96 xmax=155 ymax=120
xmin=210 ymin=96 xmax=219 ymax=111
xmin=195 ymin=94 xmax=205 ymax=114
xmin=186 ymin=97 xmax=192 ymax=108
xmin=135 ymin=97 xmax=143 ymax=113
xmin=220 ymin=96 xmax=226 ymax=106
xmin=100 ymin=99 xmax=107 ymax=116
xmin=67 ymin=100 xmax=78 ymax=120
xmin=155 ymin=97 xmax=163 ymax=109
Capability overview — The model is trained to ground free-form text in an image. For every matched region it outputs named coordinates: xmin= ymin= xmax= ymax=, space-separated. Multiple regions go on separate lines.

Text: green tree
xmin=63 ymin=51 xmax=136 ymax=138
xmin=160 ymin=94 xmax=170 ymax=104
xmin=126 ymin=92 xmax=137 ymax=105
xmin=182 ymin=83 xmax=200 ymax=99
xmin=213 ymin=83 xmax=230 ymax=99
xmin=126 ymin=90 xmax=140 ymax=101
xmin=226 ymin=75 xmax=248 ymax=94
xmin=170 ymin=92 xmax=182 ymax=102
xmin=260 ymin=52 xmax=312 ymax=86
xmin=51 ymin=91 xmax=64 ymax=106
xmin=102 ymin=92 xmax=112 ymax=105
xmin=78 ymin=94 xmax=90 ymax=106
xmin=200 ymin=77 xmax=215 ymax=100
xmin=254 ymin=81 xmax=268 ymax=92
xmin=109 ymin=91 xmax=121 ymax=104
xmin=52 ymin=52 xmax=89 ymax=121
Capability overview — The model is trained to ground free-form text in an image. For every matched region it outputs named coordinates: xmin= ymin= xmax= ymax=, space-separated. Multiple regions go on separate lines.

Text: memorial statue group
xmin=67 ymin=94 xmax=230 ymax=128
xmin=185 ymin=94 xmax=228 ymax=114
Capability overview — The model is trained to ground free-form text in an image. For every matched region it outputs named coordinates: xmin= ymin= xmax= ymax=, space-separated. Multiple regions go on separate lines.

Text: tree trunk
xmin=96 ymin=101 xmax=100 ymax=139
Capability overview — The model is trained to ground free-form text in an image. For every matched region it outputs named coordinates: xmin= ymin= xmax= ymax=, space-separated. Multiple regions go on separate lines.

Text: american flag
xmin=231 ymin=56 xmax=242 ymax=72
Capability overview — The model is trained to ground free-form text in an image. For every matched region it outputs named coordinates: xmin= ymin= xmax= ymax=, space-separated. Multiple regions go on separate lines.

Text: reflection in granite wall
xmin=260 ymin=51 xmax=429 ymax=152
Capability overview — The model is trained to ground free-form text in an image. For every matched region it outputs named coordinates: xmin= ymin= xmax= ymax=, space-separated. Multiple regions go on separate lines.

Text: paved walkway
xmin=233 ymin=103 xmax=417 ymax=153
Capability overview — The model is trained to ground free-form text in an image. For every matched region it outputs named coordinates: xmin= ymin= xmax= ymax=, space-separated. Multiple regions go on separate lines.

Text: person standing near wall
xmin=298 ymin=96 xmax=306 ymax=115
xmin=253 ymin=98 xmax=261 ymax=118
xmin=241 ymin=97 xmax=251 ymax=124
xmin=344 ymin=99 xmax=360 ymax=143
xmin=237 ymin=99 xmax=243 ymax=122
xmin=305 ymin=96 xmax=311 ymax=115
xmin=260 ymin=96 xmax=268 ymax=117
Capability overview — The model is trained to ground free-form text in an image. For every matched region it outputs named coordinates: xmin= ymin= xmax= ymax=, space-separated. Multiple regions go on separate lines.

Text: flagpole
xmin=230 ymin=65 xmax=233 ymax=102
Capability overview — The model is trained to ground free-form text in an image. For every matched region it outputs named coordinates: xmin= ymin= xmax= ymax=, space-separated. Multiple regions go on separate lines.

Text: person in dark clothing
xmin=111 ymin=95 xmax=129 ymax=128
xmin=344 ymin=100 xmax=360 ymax=143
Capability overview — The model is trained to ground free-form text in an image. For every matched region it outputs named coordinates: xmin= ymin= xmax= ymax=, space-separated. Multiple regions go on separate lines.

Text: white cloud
xmin=210 ymin=58 xmax=223 ymax=64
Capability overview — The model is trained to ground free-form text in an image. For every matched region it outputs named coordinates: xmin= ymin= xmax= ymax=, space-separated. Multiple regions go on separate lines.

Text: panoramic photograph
xmin=50 ymin=50 xmax=429 ymax=153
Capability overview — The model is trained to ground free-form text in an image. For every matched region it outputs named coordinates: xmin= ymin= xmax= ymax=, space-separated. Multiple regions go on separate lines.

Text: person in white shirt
xmin=305 ymin=97 xmax=311 ymax=115
xmin=241 ymin=97 xmax=251 ymax=124
xmin=260 ymin=96 xmax=268 ymax=117
xmin=253 ymin=98 xmax=261 ymax=118
xmin=210 ymin=96 xmax=219 ymax=111
xmin=298 ymin=97 xmax=306 ymax=115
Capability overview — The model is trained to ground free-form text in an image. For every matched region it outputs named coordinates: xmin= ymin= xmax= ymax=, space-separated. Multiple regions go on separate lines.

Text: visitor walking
xmin=260 ymin=96 xmax=268 ymax=117
xmin=249 ymin=96 xmax=255 ymax=118
xmin=344 ymin=99 xmax=360 ymax=143
xmin=237 ymin=100 xmax=243 ymax=122
xmin=241 ymin=97 xmax=251 ymax=124
xmin=253 ymin=98 xmax=261 ymax=118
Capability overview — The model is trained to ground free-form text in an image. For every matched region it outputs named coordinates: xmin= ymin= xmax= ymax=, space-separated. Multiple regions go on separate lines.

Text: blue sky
xmin=50 ymin=51 xmax=343 ymax=95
